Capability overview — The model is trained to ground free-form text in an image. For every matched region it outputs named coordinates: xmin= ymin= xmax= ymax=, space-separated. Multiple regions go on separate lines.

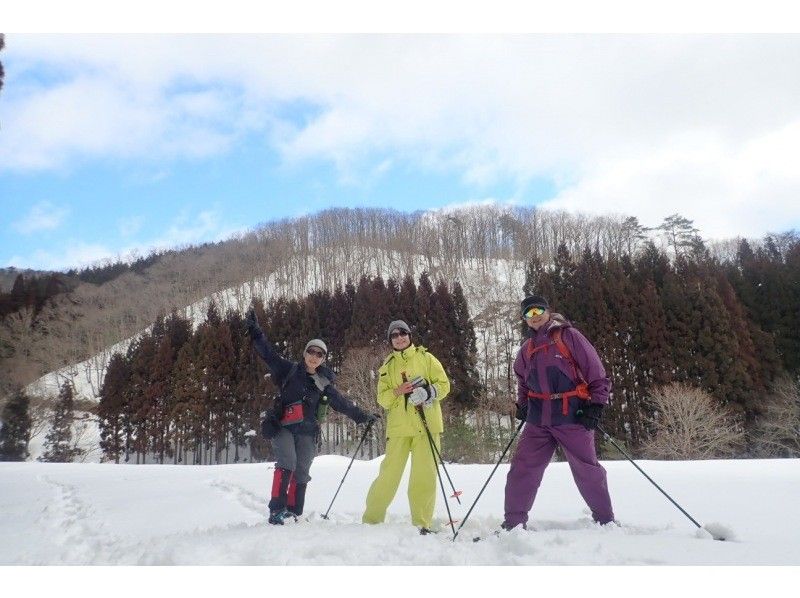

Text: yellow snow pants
xmin=362 ymin=433 xmax=440 ymax=528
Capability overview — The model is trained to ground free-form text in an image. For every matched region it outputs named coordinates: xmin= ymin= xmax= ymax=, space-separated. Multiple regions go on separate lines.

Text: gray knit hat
xmin=386 ymin=320 xmax=411 ymax=341
xmin=304 ymin=339 xmax=328 ymax=357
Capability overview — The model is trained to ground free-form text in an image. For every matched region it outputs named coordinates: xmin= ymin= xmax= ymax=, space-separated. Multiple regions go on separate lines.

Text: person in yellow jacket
xmin=362 ymin=320 xmax=451 ymax=534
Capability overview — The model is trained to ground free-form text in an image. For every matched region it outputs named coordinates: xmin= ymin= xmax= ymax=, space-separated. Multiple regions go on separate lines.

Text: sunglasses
xmin=390 ymin=330 xmax=410 ymax=339
xmin=523 ymin=306 xmax=546 ymax=319
xmin=305 ymin=348 xmax=326 ymax=358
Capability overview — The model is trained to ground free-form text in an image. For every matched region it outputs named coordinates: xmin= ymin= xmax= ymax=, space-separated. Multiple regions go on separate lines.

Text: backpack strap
xmin=280 ymin=362 xmax=300 ymax=391
xmin=525 ymin=328 xmax=591 ymax=415
xmin=552 ymin=328 xmax=588 ymax=385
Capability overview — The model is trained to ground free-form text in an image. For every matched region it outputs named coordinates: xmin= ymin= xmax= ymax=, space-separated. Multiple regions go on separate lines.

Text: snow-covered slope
xmin=26 ymin=253 xmax=524 ymax=403
xmin=1 ymin=456 xmax=798 ymax=566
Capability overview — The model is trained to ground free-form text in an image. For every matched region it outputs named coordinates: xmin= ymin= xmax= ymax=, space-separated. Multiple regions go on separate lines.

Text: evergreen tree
xmin=369 ymin=276 xmax=394 ymax=343
xmin=98 ymin=352 xmax=130 ymax=463
xmin=551 ymin=243 xmax=578 ymax=314
xmin=657 ymin=214 xmax=701 ymax=260
xmin=635 ymin=279 xmax=672 ymax=387
xmin=0 ymin=388 xmax=32 ymax=461
xmin=347 ymin=275 xmax=378 ymax=347
xmin=414 ymin=272 xmax=434 ymax=345
xmin=620 ymin=216 xmax=650 ymax=255
xmin=197 ymin=302 xmax=236 ymax=463
xmin=126 ymin=332 xmax=157 ymax=463
xmin=397 ymin=274 xmax=418 ymax=324
xmin=171 ymin=333 xmax=204 ymax=464
xmin=326 ymin=286 xmax=354 ymax=368
xmin=148 ymin=334 xmax=175 ymax=463
xmin=40 ymin=382 xmax=82 ymax=463
xmin=449 ymin=281 xmax=482 ymax=410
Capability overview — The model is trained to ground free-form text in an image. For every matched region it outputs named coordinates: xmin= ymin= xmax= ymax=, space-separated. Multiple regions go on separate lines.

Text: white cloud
xmin=3 ymin=34 xmax=800 ymax=238
xmin=542 ymin=120 xmax=800 ymax=238
xmin=7 ymin=242 xmax=115 ymax=271
xmin=12 ymin=201 xmax=70 ymax=234
xmin=7 ymin=209 xmax=248 ymax=271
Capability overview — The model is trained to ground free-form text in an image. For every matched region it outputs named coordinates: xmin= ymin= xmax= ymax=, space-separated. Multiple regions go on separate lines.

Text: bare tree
xmin=641 ymin=383 xmax=745 ymax=460
xmin=332 ymin=346 xmax=386 ymax=459
xmin=752 ymin=377 xmax=800 ymax=457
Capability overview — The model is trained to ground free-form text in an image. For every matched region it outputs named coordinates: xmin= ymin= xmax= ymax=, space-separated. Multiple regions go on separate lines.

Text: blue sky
xmin=2 ymin=33 xmax=800 ymax=271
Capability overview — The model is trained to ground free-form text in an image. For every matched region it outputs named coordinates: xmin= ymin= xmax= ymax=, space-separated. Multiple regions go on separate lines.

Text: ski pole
xmin=416 ymin=406 xmax=458 ymax=537
xmin=417 ymin=406 xmax=462 ymax=503
xmin=452 ymin=418 xmax=525 ymax=541
xmin=596 ymin=423 xmax=726 ymax=541
xmin=321 ymin=420 xmax=374 ymax=520
xmin=405 ymin=374 xmax=462 ymax=502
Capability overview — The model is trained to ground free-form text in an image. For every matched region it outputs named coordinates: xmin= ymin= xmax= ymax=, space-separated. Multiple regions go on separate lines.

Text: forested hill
xmin=2 ymin=205 xmax=659 ymax=393
xmin=1 ymin=205 xmax=799 ymax=463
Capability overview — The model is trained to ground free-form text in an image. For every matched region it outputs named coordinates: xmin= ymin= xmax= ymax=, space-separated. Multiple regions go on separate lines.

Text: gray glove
xmin=409 ymin=384 xmax=436 ymax=407
xmin=408 ymin=386 xmax=428 ymax=406
xmin=422 ymin=384 xmax=436 ymax=407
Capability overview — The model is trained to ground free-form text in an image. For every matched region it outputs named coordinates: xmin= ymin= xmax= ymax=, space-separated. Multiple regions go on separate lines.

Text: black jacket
xmin=251 ymin=327 xmax=370 ymax=435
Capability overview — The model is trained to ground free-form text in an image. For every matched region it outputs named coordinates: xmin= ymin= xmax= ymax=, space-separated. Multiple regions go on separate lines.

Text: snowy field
xmin=2 ymin=455 xmax=799 ymax=569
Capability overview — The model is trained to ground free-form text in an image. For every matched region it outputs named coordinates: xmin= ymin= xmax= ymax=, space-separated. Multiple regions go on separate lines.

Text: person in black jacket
xmin=245 ymin=307 xmax=377 ymax=525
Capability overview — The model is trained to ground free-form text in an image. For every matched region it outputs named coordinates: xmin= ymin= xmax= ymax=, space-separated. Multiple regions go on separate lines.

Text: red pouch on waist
xmin=280 ymin=402 xmax=304 ymax=426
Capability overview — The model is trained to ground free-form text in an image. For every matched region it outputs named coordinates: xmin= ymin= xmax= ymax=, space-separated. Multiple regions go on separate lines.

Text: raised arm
xmin=246 ymin=308 xmax=294 ymax=384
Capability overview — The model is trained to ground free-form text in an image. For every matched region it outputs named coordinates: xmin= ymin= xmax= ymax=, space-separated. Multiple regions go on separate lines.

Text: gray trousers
xmin=271 ymin=428 xmax=317 ymax=484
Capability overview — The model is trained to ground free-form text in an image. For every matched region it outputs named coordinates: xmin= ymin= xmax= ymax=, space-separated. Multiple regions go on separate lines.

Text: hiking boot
xmin=500 ymin=521 xmax=527 ymax=531
xmin=268 ymin=509 xmax=295 ymax=525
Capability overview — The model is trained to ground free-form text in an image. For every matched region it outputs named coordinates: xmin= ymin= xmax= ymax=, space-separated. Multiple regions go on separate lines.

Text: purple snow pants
xmin=504 ymin=424 xmax=614 ymax=527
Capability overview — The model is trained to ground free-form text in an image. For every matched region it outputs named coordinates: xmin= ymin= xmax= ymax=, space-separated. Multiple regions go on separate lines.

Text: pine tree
xmin=657 ymin=214 xmax=701 ymax=260
xmin=620 ymin=216 xmax=650 ymax=256
xmin=40 ymin=382 xmax=82 ymax=463
xmin=0 ymin=388 xmax=32 ymax=461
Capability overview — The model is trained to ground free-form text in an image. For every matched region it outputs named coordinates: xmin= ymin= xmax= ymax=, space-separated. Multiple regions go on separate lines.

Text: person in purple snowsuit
xmin=503 ymin=294 xmax=615 ymax=530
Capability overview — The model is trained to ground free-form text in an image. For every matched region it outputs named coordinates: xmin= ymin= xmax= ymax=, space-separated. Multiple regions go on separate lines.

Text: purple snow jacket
xmin=513 ymin=313 xmax=611 ymax=427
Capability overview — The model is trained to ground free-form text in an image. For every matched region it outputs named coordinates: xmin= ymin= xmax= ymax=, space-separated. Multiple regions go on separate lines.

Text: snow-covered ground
xmin=2 ymin=456 xmax=798 ymax=567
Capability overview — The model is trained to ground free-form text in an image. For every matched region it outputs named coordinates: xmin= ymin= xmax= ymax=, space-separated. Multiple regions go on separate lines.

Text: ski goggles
xmin=305 ymin=347 xmax=326 ymax=358
xmin=523 ymin=306 xmax=546 ymax=319
xmin=390 ymin=330 xmax=410 ymax=339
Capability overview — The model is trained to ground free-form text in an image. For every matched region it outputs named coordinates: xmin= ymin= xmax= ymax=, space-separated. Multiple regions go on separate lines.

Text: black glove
xmin=261 ymin=411 xmax=281 ymax=439
xmin=245 ymin=308 xmax=260 ymax=337
xmin=364 ymin=412 xmax=381 ymax=425
xmin=515 ymin=401 xmax=528 ymax=422
xmin=576 ymin=403 xmax=603 ymax=430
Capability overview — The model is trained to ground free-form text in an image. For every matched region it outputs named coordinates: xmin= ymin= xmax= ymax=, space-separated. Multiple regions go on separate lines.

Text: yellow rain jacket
xmin=377 ymin=344 xmax=450 ymax=437
xmin=363 ymin=344 xmax=451 ymax=528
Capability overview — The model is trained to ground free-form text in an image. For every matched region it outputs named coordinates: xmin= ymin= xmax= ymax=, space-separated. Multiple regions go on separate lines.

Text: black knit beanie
xmin=521 ymin=295 xmax=549 ymax=315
